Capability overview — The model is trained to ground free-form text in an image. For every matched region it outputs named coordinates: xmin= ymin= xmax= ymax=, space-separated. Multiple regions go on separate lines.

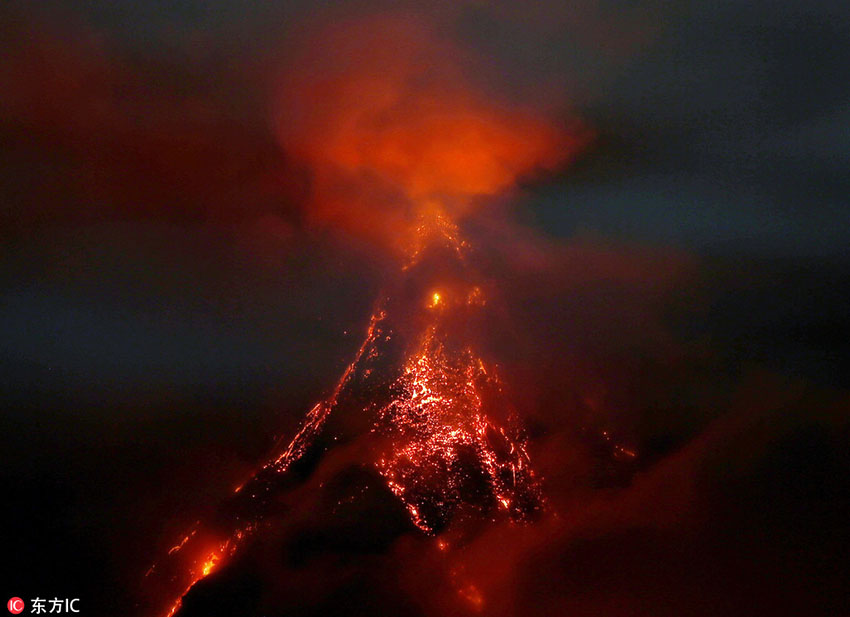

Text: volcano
xmin=144 ymin=210 xmax=545 ymax=617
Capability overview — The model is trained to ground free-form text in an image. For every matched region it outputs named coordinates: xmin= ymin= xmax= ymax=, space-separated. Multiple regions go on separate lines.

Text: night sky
xmin=2 ymin=2 xmax=849 ymax=616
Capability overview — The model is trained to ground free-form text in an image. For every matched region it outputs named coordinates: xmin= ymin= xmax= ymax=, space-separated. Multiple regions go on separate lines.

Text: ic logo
xmin=7 ymin=598 xmax=24 ymax=615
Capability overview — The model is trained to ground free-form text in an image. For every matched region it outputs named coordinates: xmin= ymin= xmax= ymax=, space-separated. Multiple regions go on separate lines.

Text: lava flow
xmin=374 ymin=310 xmax=542 ymax=533
xmin=146 ymin=208 xmax=548 ymax=617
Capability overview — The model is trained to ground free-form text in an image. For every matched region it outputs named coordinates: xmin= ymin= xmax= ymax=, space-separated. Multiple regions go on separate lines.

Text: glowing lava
xmin=375 ymin=324 xmax=541 ymax=532
xmin=149 ymin=210 xmax=545 ymax=616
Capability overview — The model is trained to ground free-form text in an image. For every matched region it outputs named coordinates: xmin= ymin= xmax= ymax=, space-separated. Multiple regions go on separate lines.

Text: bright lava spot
xmin=201 ymin=555 xmax=218 ymax=577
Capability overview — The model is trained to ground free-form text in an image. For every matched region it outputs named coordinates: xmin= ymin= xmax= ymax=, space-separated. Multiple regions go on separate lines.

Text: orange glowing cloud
xmin=272 ymin=14 xmax=589 ymax=252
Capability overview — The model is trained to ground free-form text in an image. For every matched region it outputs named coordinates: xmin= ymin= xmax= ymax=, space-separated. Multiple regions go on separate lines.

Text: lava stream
xmin=148 ymin=214 xmax=544 ymax=617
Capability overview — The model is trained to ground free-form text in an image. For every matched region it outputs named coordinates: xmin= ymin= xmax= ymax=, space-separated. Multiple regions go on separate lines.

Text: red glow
xmin=273 ymin=14 xmax=589 ymax=253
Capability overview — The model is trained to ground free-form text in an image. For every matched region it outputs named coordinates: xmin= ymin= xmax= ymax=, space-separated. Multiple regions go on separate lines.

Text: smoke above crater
xmin=271 ymin=13 xmax=590 ymax=253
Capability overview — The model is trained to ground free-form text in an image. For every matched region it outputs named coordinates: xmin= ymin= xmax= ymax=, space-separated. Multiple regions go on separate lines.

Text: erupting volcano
xmin=4 ymin=4 xmax=847 ymax=617
xmin=143 ymin=15 xmax=587 ymax=617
